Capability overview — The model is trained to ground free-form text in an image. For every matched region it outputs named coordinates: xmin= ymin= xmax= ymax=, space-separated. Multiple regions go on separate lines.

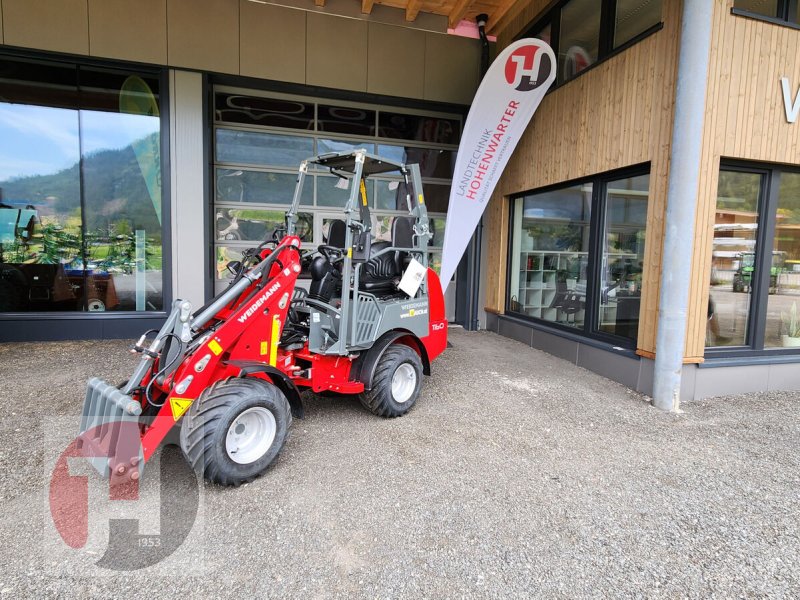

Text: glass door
xmin=595 ymin=174 xmax=649 ymax=343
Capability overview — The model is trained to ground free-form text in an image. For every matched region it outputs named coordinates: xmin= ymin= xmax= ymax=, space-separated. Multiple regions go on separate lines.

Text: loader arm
xmin=138 ymin=238 xmax=303 ymax=460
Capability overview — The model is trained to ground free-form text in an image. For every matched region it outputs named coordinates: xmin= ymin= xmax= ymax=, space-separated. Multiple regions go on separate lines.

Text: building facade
xmin=3 ymin=0 xmax=799 ymax=403
xmin=0 ymin=0 xmax=483 ymax=340
xmin=482 ymin=0 xmax=800 ymax=401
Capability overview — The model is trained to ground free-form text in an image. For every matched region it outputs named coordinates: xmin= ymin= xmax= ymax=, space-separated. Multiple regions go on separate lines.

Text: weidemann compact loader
xmin=78 ymin=149 xmax=448 ymax=486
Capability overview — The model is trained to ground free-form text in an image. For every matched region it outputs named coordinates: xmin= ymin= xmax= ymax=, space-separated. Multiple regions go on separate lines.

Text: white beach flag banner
xmin=440 ymin=39 xmax=557 ymax=289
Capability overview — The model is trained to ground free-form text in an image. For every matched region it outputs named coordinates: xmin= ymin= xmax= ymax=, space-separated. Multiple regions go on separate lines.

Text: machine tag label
xmin=170 ymin=397 xmax=193 ymax=421
xmin=208 ymin=339 xmax=223 ymax=355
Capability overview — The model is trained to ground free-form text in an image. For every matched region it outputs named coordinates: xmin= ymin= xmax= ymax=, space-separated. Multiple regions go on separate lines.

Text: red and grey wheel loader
xmin=78 ymin=150 xmax=448 ymax=486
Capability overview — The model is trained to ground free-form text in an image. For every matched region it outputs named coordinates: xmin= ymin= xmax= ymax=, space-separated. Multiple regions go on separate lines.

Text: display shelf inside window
xmin=516 ymin=250 xmax=588 ymax=323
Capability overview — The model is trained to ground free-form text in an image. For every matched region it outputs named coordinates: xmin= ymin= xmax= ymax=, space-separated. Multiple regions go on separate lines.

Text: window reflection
xmin=614 ymin=0 xmax=662 ymax=48
xmin=559 ymin=0 xmax=600 ymax=83
xmin=707 ymin=171 xmax=761 ymax=347
xmin=216 ymin=209 xmax=312 ymax=243
xmin=377 ymin=145 xmax=455 ymax=179
xmin=216 ymin=129 xmax=313 ymax=167
xmin=318 ymin=105 xmax=375 ymax=136
xmin=525 ymin=0 xmax=662 ymax=86
xmin=211 ymin=91 xmax=458 ymax=301
xmin=596 ymin=174 xmax=649 ymax=342
xmin=364 ymin=214 xmax=444 ymax=248
xmin=317 ymin=138 xmax=373 ymax=157
xmin=765 ymin=173 xmax=800 ymax=348
xmin=0 ymin=60 xmax=164 ymax=313
xmin=534 ymin=23 xmax=552 ymax=45
xmin=317 ymin=175 xmax=353 ymax=208
xmin=509 ymin=183 xmax=592 ymax=327
xmin=378 ymin=112 xmax=460 ymax=145
xmin=0 ymin=103 xmax=82 ymax=311
xmin=733 ymin=0 xmax=778 ymax=18
xmin=215 ymin=93 xmax=314 ymax=130
xmin=216 ymin=168 xmax=313 ymax=205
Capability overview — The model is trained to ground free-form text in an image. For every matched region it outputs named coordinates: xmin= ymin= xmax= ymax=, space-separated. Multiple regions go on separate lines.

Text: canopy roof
xmin=310 ymin=150 xmax=406 ymax=176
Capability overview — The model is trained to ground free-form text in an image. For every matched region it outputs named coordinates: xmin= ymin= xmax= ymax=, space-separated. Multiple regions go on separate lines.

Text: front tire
xmin=359 ymin=344 xmax=423 ymax=418
xmin=179 ymin=377 xmax=291 ymax=486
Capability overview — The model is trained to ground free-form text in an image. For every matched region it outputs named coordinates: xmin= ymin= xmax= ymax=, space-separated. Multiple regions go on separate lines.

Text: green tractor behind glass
xmin=732 ymin=251 xmax=785 ymax=294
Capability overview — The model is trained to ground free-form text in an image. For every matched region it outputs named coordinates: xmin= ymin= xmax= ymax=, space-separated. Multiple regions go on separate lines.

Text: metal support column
xmin=652 ymin=0 xmax=714 ymax=411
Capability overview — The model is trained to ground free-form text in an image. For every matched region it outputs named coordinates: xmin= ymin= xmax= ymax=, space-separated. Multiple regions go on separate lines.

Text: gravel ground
xmin=0 ymin=328 xmax=799 ymax=598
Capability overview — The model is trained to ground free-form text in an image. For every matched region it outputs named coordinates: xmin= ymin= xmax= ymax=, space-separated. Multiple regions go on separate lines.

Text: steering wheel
xmin=318 ymin=245 xmax=345 ymax=264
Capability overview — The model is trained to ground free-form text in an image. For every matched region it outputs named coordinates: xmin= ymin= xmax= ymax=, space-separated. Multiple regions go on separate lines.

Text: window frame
xmin=706 ymin=160 xmax=800 ymax=359
xmin=210 ymin=85 xmax=461 ymax=292
xmin=0 ymin=49 xmax=172 ymax=319
xmin=731 ymin=0 xmax=800 ymax=30
xmin=504 ymin=163 xmax=651 ymax=349
xmin=518 ymin=0 xmax=664 ymax=89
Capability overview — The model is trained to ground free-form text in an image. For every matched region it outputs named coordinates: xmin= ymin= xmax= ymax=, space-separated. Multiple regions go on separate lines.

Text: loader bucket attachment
xmin=78 ymin=378 xmax=144 ymax=482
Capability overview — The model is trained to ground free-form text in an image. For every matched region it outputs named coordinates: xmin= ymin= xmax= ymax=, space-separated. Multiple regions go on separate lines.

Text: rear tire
xmin=179 ymin=377 xmax=291 ymax=486
xmin=359 ymin=344 xmax=423 ymax=418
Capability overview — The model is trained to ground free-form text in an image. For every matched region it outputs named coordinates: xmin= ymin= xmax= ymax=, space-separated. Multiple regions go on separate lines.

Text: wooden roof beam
xmin=487 ymin=0 xmax=528 ymax=35
xmin=361 ymin=0 xmax=374 ymax=14
xmin=406 ymin=0 xmax=422 ymax=22
xmin=448 ymin=0 xmax=474 ymax=29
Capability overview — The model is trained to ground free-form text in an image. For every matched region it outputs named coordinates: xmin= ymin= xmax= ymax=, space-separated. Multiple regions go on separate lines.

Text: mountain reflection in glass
xmin=0 ymin=58 xmax=163 ymax=313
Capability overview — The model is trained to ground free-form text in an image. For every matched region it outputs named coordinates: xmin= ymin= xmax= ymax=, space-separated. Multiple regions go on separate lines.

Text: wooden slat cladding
xmin=484 ymin=0 xmax=681 ymax=356
xmin=495 ymin=0 xmax=551 ymax=46
xmin=685 ymin=2 xmax=800 ymax=361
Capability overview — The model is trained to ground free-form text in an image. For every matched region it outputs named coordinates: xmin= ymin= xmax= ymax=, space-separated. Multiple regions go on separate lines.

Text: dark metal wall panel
xmin=0 ymin=315 xmax=166 ymax=341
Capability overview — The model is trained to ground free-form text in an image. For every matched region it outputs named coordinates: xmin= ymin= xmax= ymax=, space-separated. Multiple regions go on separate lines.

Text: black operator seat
xmin=326 ymin=219 xmax=346 ymax=249
xmin=308 ymin=219 xmax=346 ymax=303
xmin=392 ymin=216 xmax=415 ymax=272
xmin=359 ymin=241 xmax=396 ymax=293
xmin=358 ymin=216 xmax=416 ymax=294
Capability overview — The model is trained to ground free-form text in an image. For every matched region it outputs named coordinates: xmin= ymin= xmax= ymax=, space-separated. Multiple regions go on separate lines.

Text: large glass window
xmin=525 ymin=0 xmax=663 ymax=87
xmin=318 ymin=105 xmax=375 ymax=136
xmin=509 ymin=183 xmax=592 ymax=328
xmin=735 ymin=0 xmax=779 ymax=16
xmin=215 ymin=130 xmax=313 ymax=167
xmin=707 ymin=171 xmax=761 ymax=347
xmin=0 ymin=57 xmax=164 ymax=313
xmin=766 ymin=173 xmax=800 ymax=348
xmin=707 ymin=165 xmax=800 ymax=354
xmin=596 ymin=174 xmax=648 ymax=340
xmin=508 ymin=169 xmax=650 ymax=345
xmin=615 ymin=0 xmax=664 ymax=47
xmin=733 ymin=0 xmax=799 ymax=26
xmin=559 ymin=0 xmax=601 ymax=83
xmin=212 ymin=88 xmax=460 ymax=292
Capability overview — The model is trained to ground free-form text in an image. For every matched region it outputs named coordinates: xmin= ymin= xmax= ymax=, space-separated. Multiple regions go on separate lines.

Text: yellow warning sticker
xmin=270 ymin=315 xmax=280 ymax=366
xmin=260 ymin=341 xmax=268 ymax=356
xmin=208 ymin=339 xmax=222 ymax=356
xmin=418 ymin=194 xmax=425 ymax=205
xmin=347 ymin=247 xmax=353 ymax=259
xmin=170 ymin=397 xmax=193 ymax=421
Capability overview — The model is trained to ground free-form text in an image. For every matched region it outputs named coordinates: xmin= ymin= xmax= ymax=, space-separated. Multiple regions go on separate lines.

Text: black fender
xmin=350 ymin=330 xmax=431 ymax=393
xmin=226 ymin=360 xmax=304 ymax=419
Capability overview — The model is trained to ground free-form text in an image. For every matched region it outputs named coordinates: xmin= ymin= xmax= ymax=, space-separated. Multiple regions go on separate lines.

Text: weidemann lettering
xmin=237 ymin=281 xmax=282 ymax=323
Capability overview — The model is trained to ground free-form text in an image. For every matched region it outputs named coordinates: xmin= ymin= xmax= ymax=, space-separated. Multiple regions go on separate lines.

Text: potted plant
xmin=781 ymin=302 xmax=800 ymax=348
